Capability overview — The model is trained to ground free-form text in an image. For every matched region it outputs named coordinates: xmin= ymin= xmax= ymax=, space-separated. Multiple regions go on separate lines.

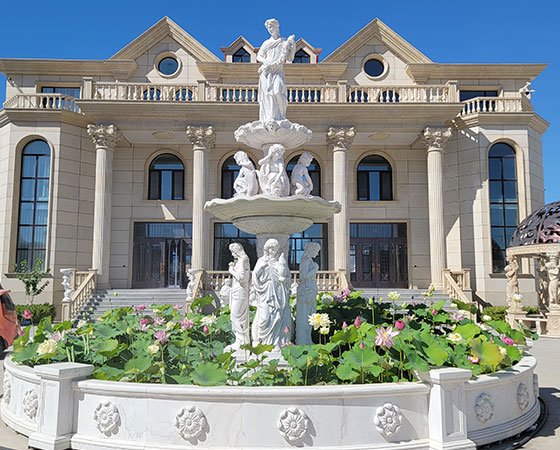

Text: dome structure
xmin=509 ymin=201 xmax=560 ymax=247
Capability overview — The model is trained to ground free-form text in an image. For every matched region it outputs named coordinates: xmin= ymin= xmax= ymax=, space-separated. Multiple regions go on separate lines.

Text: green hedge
xmin=15 ymin=303 xmax=56 ymax=325
xmin=523 ymin=306 xmax=541 ymax=315
xmin=482 ymin=306 xmax=508 ymax=322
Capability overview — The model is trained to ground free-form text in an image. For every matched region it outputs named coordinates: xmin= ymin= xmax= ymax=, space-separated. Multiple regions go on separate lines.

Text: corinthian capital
xmin=421 ymin=127 xmax=452 ymax=152
xmin=186 ymin=126 xmax=216 ymax=149
xmin=327 ymin=127 xmax=355 ymax=151
xmin=87 ymin=124 xmax=121 ymax=148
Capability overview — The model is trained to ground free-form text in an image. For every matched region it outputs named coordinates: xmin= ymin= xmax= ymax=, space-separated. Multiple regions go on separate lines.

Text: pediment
xmin=110 ymin=16 xmax=220 ymax=62
xmin=323 ymin=18 xmax=431 ymax=64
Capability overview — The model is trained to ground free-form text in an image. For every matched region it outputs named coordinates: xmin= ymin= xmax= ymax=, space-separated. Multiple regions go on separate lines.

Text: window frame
xmin=220 ymin=153 xmax=258 ymax=199
xmin=361 ymin=54 xmax=388 ymax=80
xmin=147 ymin=153 xmax=185 ymax=201
xmin=356 ymin=154 xmax=394 ymax=202
xmin=293 ymin=49 xmax=311 ymax=64
xmin=285 ymin=153 xmax=322 ymax=197
xmin=153 ymin=52 xmax=182 ymax=79
xmin=232 ymin=47 xmax=251 ymax=63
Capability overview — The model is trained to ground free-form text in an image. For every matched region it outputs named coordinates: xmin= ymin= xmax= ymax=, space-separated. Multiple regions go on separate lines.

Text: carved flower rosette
xmin=94 ymin=401 xmax=121 ymax=435
xmin=175 ymin=406 xmax=207 ymax=440
xmin=475 ymin=393 xmax=494 ymax=423
xmin=533 ymin=374 xmax=539 ymax=399
xmin=374 ymin=402 xmax=403 ymax=436
xmin=278 ymin=407 xmax=310 ymax=442
xmin=23 ymin=388 xmax=39 ymax=420
xmin=3 ymin=375 xmax=11 ymax=406
xmin=517 ymin=383 xmax=530 ymax=410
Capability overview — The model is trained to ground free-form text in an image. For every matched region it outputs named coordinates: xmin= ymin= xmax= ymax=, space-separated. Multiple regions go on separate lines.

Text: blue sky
xmin=1 ymin=0 xmax=558 ymax=201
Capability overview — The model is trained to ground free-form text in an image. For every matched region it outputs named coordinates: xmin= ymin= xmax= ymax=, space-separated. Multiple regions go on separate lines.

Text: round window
xmin=363 ymin=58 xmax=385 ymax=78
xmin=157 ymin=57 xmax=179 ymax=76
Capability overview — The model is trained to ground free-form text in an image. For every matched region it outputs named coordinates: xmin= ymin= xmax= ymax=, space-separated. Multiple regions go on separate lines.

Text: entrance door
xmin=165 ymin=238 xmax=192 ymax=288
xmin=349 ymin=223 xmax=408 ymax=288
xmin=133 ymin=240 xmax=165 ymax=288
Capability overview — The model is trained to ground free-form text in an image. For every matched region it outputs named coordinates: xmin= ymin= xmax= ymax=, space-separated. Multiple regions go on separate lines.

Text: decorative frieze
xmin=23 ymin=388 xmax=39 ymax=420
xmin=94 ymin=401 xmax=121 ymax=436
xmin=2 ymin=374 xmax=11 ymax=406
xmin=374 ymin=402 xmax=403 ymax=436
xmin=475 ymin=393 xmax=494 ymax=423
xmin=278 ymin=407 xmax=310 ymax=442
xmin=517 ymin=383 xmax=529 ymax=410
xmin=175 ymin=406 xmax=207 ymax=440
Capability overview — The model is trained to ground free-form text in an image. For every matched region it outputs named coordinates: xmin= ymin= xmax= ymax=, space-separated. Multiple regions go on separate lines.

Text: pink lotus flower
xmin=203 ymin=325 xmax=209 ymax=335
xmin=153 ymin=317 xmax=166 ymax=326
xmin=138 ymin=323 xmax=150 ymax=331
xmin=406 ymin=314 xmax=416 ymax=323
xmin=431 ymin=308 xmax=437 ymax=315
xmin=374 ymin=326 xmax=399 ymax=350
xmin=354 ymin=316 xmax=362 ymax=328
xmin=153 ymin=330 xmax=169 ymax=344
xmin=135 ymin=304 xmax=146 ymax=312
xmin=449 ymin=312 xmax=464 ymax=321
xmin=140 ymin=318 xmax=150 ymax=325
xmin=468 ymin=355 xmax=479 ymax=364
xmin=341 ymin=287 xmax=351 ymax=300
xmin=395 ymin=320 xmax=405 ymax=331
xmin=23 ymin=309 xmax=33 ymax=320
xmin=502 ymin=336 xmax=515 ymax=346
xmin=342 ymin=321 xmax=348 ymax=329
xmin=180 ymin=318 xmax=194 ymax=330
xmin=50 ymin=331 xmax=66 ymax=342
xmin=284 ymin=326 xmax=290 ymax=335
xmin=359 ymin=341 xmax=365 ymax=350
xmin=173 ymin=304 xmax=183 ymax=311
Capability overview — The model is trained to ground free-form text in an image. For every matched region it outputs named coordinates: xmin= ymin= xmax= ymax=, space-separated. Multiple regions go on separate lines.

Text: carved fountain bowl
xmin=234 ymin=119 xmax=312 ymax=150
xmin=204 ymin=195 xmax=341 ymax=235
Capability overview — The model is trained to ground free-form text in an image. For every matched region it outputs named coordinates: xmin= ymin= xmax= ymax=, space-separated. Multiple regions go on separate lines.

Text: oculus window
xmin=157 ymin=56 xmax=179 ymax=76
xmin=17 ymin=140 xmax=51 ymax=269
xmin=357 ymin=155 xmax=393 ymax=201
xmin=148 ymin=154 xmax=184 ymax=200
xmin=489 ymin=143 xmax=518 ymax=273
xmin=363 ymin=58 xmax=384 ymax=78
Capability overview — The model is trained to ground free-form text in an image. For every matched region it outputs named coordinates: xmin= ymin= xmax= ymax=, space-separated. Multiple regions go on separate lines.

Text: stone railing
xmin=190 ymin=270 xmax=205 ymax=303
xmin=61 ymin=269 xmax=97 ymax=321
xmin=3 ymin=93 xmax=82 ymax=113
xmin=205 ymin=270 xmax=347 ymax=293
xmin=459 ymin=96 xmax=530 ymax=116
xmin=93 ymin=82 xmax=199 ymax=102
xmin=346 ymin=85 xmax=450 ymax=103
xmin=442 ymin=268 xmax=476 ymax=320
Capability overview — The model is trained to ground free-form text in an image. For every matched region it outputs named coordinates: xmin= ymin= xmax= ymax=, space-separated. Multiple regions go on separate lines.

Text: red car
xmin=0 ymin=289 xmax=19 ymax=353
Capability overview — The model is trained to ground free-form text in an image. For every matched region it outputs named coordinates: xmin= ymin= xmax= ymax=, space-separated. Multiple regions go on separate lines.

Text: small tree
xmin=12 ymin=258 xmax=51 ymax=305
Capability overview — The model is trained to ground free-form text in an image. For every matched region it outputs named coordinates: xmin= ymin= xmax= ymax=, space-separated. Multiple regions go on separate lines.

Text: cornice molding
xmin=110 ymin=16 xmax=220 ymax=63
xmin=0 ymin=59 xmax=137 ymax=78
xmin=1 ymin=109 xmax=92 ymax=128
xmin=452 ymin=112 xmax=550 ymax=135
xmin=220 ymin=36 xmax=256 ymax=55
xmin=323 ymin=18 xmax=431 ymax=64
xmin=406 ymin=63 xmax=547 ymax=83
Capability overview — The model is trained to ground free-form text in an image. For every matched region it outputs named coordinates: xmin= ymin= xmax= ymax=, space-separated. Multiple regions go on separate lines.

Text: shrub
xmin=16 ymin=303 xmax=56 ymax=325
xmin=523 ymin=306 xmax=541 ymax=315
xmin=482 ymin=306 xmax=508 ymax=322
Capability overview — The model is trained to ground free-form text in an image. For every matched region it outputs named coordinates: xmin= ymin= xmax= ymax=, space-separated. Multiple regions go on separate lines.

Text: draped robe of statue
xmin=228 ymin=249 xmax=251 ymax=349
xmin=257 ymin=35 xmax=295 ymax=122
xmin=295 ymin=246 xmax=320 ymax=345
xmin=252 ymin=248 xmax=292 ymax=346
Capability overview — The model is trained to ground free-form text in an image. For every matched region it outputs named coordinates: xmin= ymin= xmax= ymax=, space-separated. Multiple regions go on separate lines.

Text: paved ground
xmin=1 ymin=338 xmax=559 ymax=450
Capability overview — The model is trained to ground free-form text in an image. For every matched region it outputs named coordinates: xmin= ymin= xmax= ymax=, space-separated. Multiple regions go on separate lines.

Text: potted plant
xmin=12 ymin=257 xmax=51 ymax=309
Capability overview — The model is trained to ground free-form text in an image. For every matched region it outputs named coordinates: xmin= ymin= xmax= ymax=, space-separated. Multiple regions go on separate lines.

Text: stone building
xmin=0 ymin=17 xmax=548 ymax=315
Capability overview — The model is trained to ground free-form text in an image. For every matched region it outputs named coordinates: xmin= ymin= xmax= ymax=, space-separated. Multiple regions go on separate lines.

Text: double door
xmin=350 ymin=238 xmax=408 ymax=288
xmin=132 ymin=238 xmax=192 ymax=288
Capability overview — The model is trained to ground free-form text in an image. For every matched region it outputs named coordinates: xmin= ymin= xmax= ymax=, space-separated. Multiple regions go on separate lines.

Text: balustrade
xmin=3 ymin=93 xmax=81 ymax=113
xmin=460 ymin=97 xmax=526 ymax=116
xmin=93 ymin=82 xmax=198 ymax=102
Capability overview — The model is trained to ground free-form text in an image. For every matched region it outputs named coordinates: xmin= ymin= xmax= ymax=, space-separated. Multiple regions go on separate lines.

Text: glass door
xmin=132 ymin=240 xmax=165 ymax=288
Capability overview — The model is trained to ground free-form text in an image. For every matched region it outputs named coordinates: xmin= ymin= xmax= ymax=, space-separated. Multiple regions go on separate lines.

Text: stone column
xmin=87 ymin=124 xmax=121 ymax=288
xmin=421 ymin=127 xmax=452 ymax=288
xmin=187 ymin=126 xmax=216 ymax=270
xmin=327 ymin=127 xmax=355 ymax=275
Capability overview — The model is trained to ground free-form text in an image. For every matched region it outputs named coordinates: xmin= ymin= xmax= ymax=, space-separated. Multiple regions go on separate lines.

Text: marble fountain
xmin=1 ymin=19 xmax=540 ymax=450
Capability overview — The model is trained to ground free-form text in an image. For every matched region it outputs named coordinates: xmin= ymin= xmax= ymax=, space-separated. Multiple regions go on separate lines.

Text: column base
xmin=546 ymin=307 xmax=560 ymax=337
xmin=28 ymin=432 xmax=72 ymax=450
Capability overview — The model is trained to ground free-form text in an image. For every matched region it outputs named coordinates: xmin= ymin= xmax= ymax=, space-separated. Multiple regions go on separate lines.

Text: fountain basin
xmin=1 ymin=354 xmax=539 ymax=450
xmin=234 ymin=119 xmax=312 ymax=150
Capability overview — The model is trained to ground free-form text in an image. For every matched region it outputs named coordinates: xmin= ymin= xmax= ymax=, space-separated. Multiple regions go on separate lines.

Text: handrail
xmin=442 ymin=270 xmax=476 ymax=321
xmin=3 ymin=93 xmax=82 ymax=113
xmin=62 ymin=269 xmax=97 ymax=321
xmin=459 ymin=96 xmax=528 ymax=116
xmin=189 ymin=270 xmax=204 ymax=304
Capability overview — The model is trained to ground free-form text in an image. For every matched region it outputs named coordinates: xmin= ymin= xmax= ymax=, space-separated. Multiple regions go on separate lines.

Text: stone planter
xmin=1 ymin=354 xmax=539 ymax=450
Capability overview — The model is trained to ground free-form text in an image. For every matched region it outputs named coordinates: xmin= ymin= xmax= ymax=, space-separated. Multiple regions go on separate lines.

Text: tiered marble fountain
xmin=205 ymin=18 xmax=340 ymax=353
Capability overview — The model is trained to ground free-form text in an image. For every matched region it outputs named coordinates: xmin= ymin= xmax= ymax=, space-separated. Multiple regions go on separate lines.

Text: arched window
xmin=148 ymin=154 xmax=184 ymax=200
xmin=293 ymin=49 xmax=310 ymax=64
xmin=16 ymin=140 xmax=51 ymax=269
xmin=357 ymin=155 xmax=393 ymax=201
xmin=286 ymin=154 xmax=321 ymax=197
xmin=233 ymin=47 xmax=250 ymax=63
xmin=221 ymin=155 xmax=257 ymax=199
xmin=489 ymin=142 xmax=518 ymax=273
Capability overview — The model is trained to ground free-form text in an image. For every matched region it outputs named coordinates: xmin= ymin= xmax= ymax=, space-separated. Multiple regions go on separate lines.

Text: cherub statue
xmin=233 ymin=151 xmax=259 ymax=197
xmin=290 ymin=152 xmax=314 ymax=196
xmin=257 ymin=143 xmax=290 ymax=197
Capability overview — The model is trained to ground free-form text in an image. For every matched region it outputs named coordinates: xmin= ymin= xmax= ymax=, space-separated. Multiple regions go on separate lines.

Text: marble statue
xmin=519 ymin=81 xmax=535 ymax=97
xmin=290 ymin=152 xmax=314 ymax=196
xmin=257 ymin=19 xmax=295 ymax=123
xmin=60 ymin=268 xmax=74 ymax=302
xmin=226 ymin=243 xmax=251 ymax=350
xmin=295 ymin=242 xmax=321 ymax=345
xmin=257 ymin=144 xmax=290 ymax=197
xmin=504 ymin=257 xmax=519 ymax=308
xmin=538 ymin=257 xmax=549 ymax=309
xmin=185 ymin=269 xmax=196 ymax=303
xmin=219 ymin=278 xmax=232 ymax=306
xmin=233 ymin=151 xmax=259 ymax=197
xmin=251 ymin=238 xmax=293 ymax=347
xmin=545 ymin=254 xmax=559 ymax=306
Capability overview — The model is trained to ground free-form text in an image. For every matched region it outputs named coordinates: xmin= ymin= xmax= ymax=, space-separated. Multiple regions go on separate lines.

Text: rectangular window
xmin=459 ymin=90 xmax=498 ymax=102
xmin=41 ymin=86 xmax=81 ymax=98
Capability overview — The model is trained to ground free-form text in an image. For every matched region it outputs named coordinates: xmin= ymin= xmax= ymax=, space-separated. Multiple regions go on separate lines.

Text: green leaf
xmin=191 ymin=362 xmax=228 ymax=386
xmin=470 ymin=338 xmax=503 ymax=369
xmin=342 ymin=344 xmax=379 ymax=369
xmin=403 ymin=349 xmax=430 ymax=372
xmin=433 ymin=300 xmax=446 ymax=311
xmin=506 ymin=345 xmax=521 ymax=363
xmin=335 ymin=363 xmax=359 ymax=381
xmin=365 ymin=364 xmax=383 ymax=377
xmin=424 ymin=342 xmax=448 ymax=366
xmin=92 ymin=338 xmax=119 ymax=357
xmin=240 ymin=343 xmax=275 ymax=356
xmin=124 ymin=355 xmax=152 ymax=373
xmin=94 ymin=323 xmax=121 ymax=339
xmin=331 ymin=327 xmax=358 ymax=345
xmin=454 ymin=323 xmax=482 ymax=341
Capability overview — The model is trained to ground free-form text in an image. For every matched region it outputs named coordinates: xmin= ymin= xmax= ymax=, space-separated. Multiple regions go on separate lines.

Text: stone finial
xmin=87 ymin=124 xmax=121 ymax=148
xmin=186 ymin=126 xmax=216 ymax=149
xmin=420 ymin=127 xmax=452 ymax=151
xmin=327 ymin=127 xmax=355 ymax=151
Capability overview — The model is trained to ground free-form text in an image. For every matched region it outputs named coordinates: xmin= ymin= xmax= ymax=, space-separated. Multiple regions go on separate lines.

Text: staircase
xmin=76 ymin=289 xmax=187 ymax=322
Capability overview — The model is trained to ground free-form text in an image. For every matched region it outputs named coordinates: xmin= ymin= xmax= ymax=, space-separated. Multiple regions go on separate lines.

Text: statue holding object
xmin=257 ymin=144 xmax=290 ymax=197
xmin=295 ymin=242 xmax=321 ymax=345
xmin=226 ymin=243 xmax=251 ymax=351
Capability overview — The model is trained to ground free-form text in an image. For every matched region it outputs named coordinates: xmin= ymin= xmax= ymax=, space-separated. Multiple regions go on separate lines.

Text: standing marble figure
xmin=233 ymin=151 xmax=259 ymax=197
xmin=296 ymin=242 xmax=321 ymax=345
xmin=504 ymin=257 xmax=519 ymax=308
xmin=252 ymin=238 xmax=293 ymax=346
xmin=227 ymin=243 xmax=251 ymax=350
xmin=290 ymin=152 xmax=314 ymax=196
xmin=257 ymin=18 xmax=295 ymax=123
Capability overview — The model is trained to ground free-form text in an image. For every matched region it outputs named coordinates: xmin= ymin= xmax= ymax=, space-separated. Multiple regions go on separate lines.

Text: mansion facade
xmin=0 ymin=17 xmax=549 ymax=314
